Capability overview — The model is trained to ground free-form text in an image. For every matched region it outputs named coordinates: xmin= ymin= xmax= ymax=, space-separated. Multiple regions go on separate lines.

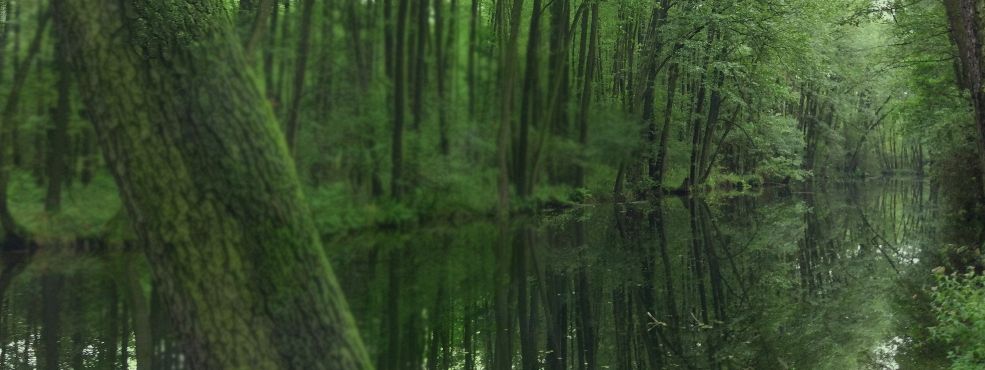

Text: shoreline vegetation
xmin=1 ymin=169 xmax=937 ymax=247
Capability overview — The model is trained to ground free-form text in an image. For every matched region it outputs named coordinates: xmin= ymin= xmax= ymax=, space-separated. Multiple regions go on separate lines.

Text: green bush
xmin=931 ymin=270 xmax=985 ymax=369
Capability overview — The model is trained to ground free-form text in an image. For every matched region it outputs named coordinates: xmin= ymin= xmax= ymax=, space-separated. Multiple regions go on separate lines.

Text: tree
xmin=285 ymin=0 xmax=315 ymax=155
xmin=46 ymin=4 xmax=71 ymax=213
xmin=392 ymin=0 xmax=411 ymax=198
xmin=53 ymin=1 xmax=372 ymax=369
xmin=942 ymin=0 xmax=985 ymax=196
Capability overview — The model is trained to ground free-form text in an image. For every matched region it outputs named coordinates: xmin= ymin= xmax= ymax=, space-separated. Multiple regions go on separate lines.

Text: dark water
xmin=0 ymin=180 xmax=944 ymax=369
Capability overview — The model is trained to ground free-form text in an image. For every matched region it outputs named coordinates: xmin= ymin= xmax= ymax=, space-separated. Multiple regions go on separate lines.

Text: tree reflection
xmin=0 ymin=181 xmax=942 ymax=369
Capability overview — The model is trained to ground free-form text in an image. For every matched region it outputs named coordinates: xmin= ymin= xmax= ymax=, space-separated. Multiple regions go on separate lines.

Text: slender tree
xmin=285 ymin=0 xmax=316 ymax=155
xmin=46 ymin=5 xmax=71 ymax=212
xmin=392 ymin=0 xmax=410 ymax=198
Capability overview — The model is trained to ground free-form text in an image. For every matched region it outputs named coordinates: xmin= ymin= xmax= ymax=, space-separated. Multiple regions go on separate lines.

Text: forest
xmin=0 ymin=0 xmax=983 ymax=369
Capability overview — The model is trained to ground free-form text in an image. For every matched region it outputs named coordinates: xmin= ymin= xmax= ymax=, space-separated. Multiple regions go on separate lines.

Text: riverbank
xmin=1 ymin=169 xmax=938 ymax=245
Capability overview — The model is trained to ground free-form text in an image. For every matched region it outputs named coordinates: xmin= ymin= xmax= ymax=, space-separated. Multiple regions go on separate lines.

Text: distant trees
xmin=0 ymin=0 xmax=941 ymax=238
xmin=214 ymin=0 xmax=930 ymax=204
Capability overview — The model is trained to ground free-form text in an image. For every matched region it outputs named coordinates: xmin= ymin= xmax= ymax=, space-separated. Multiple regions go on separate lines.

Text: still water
xmin=0 ymin=180 xmax=946 ymax=369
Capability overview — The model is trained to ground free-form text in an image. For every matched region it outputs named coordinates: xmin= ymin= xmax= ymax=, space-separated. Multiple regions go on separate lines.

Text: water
xmin=0 ymin=180 xmax=946 ymax=369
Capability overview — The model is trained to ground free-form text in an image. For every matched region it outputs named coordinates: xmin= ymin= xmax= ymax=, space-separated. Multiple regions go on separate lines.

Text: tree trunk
xmin=46 ymin=9 xmax=71 ymax=213
xmin=515 ymin=0 xmax=542 ymax=197
xmin=496 ymin=0 xmax=524 ymax=216
xmin=652 ymin=62 xmax=678 ymax=189
xmin=435 ymin=0 xmax=452 ymax=155
xmin=392 ymin=0 xmax=410 ymax=198
xmin=55 ymin=1 xmax=373 ymax=369
xmin=686 ymin=74 xmax=708 ymax=191
xmin=467 ymin=0 xmax=478 ymax=118
xmin=412 ymin=0 xmax=428 ymax=131
xmin=244 ymin=0 xmax=275 ymax=57
xmin=264 ymin=0 xmax=280 ymax=106
xmin=943 ymin=0 xmax=985 ymax=196
xmin=285 ymin=0 xmax=316 ymax=155
xmin=574 ymin=3 xmax=598 ymax=188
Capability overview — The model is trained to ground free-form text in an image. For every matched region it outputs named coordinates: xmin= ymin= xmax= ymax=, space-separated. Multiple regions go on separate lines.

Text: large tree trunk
xmin=55 ymin=1 xmax=372 ymax=369
xmin=943 ymin=0 xmax=985 ymax=197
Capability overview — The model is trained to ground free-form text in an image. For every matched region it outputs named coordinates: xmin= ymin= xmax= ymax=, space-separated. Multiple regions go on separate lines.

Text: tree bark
xmin=574 ymin=2 xmax=598 ymax=188
xmin=943 ymin=0 xmax=985 ymax=196
xmin=651 ymin=62 xmax=678 ymax=189
xmin=496 ymin=0 xmax=524 ymax=216
xmin=434 ymin=0 xmax=452 ymax=155
xmin=285 ymin=0 xmax=316 ymax=155
xmin=412 ymin=0 xmax=428 ymax=131
xmin=392 ymin=0 xmax=410 ymax=198
xmin=55 ymin=1 xmax=373 ymax=369
xmin=467 ymin=0 xmax=478 ymax=118
xmin=46 ymin=7 xmax=71 ymax=212
xmin=264 ymin=1 xmax=280 ymax=105
xmin=515 ymin=0 xmax=543 ymax=197
xmin=124 ymin=256 xmax=153 ymax=370
xmin=244 ymin=0 xmax=275 ymax=57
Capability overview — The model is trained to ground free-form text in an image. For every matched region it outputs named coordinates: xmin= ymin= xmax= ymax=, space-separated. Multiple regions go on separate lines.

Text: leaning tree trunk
xmin=54 ymin=1 xmax=372 ymax=369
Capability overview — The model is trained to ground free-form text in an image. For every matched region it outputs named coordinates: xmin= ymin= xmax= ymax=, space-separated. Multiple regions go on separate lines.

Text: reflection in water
xmin=0 ymin=181 xmax=940 ymax=369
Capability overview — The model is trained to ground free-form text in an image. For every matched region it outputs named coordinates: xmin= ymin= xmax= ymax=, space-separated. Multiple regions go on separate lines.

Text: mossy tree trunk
xmin=54 ymin=1 xmax=373 ymax=369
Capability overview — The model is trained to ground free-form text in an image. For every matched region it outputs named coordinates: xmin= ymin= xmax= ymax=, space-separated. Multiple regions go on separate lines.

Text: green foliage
xmin=747 ymin=115 xmax=810 ymax=182
xmin=932 ymin=271 xmax=985 ymax=369
xmin=7 ymin=171 xmax=122 ymax=241
xmin=705 ymin=172 xmax=763 ymax=193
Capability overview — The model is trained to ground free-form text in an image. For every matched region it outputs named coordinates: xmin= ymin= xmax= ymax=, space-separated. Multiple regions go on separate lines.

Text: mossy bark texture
xmin=54 ymin=1 xmax=373 ymax=369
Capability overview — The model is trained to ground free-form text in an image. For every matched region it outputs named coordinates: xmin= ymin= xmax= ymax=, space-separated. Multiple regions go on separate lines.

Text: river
xmin=0 ymin=180 xmax=948 ymax=369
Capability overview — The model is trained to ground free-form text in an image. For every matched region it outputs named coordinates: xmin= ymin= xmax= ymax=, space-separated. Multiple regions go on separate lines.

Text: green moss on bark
xmin=54 ymin=1 xmax=373 ymax=369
